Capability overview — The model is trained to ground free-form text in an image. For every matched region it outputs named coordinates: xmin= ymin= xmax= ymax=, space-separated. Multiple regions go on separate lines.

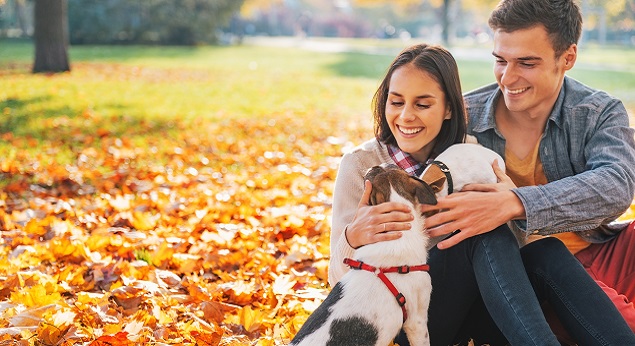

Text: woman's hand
xmin=345 ymin=180 xmax=414 ymax=249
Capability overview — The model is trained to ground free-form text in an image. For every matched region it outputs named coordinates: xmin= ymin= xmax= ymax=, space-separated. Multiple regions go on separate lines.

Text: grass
xmin=1 ymin=38 xmax=634 ymax=163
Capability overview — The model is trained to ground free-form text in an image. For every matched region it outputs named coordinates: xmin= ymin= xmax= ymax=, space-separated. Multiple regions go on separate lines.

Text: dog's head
xmin=364 ymin=164 xmax=437 ymax=207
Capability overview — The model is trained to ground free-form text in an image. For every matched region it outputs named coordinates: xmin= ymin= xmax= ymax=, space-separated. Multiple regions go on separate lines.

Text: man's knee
xmin=521 ymin=237 xmax=569 ymax=269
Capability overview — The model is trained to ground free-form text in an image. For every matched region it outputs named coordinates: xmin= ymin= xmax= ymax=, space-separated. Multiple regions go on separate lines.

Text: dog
xmin=290 ymin=164 xmax=437 ymax=346
xmin=420 ymin=143 xmax=505 ymax=198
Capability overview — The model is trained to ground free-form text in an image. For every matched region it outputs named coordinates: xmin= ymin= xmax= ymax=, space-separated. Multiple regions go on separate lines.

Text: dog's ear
xmin=412 ymin=176 xmax=437 ymax=205
xmin=420 ymin=165 xmax=447 ymax=193
xmin=364 ymin=166 xmax=385 ymax=182
xmin=427 ymin=175 xmax=446 ymax=193
xmin=369 ymin=175 xmax=389 ymax=206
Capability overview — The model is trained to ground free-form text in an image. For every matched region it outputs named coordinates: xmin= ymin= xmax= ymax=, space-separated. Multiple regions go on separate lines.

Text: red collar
xmin=344 ymin=258 xmax=430 ymax=322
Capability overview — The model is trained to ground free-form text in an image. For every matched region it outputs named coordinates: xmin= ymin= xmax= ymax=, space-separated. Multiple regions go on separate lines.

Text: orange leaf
xmin=89 ymin=332 xmax=135 ymax=346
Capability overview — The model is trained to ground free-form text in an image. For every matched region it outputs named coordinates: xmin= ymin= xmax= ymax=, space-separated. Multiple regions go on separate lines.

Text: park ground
xmin=0 ymin=37 xmax=634 ymax=345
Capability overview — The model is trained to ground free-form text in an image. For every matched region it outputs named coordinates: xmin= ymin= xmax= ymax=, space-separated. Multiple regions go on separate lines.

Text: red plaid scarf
xmin=387 ymin=144 xmax=431 ymax=176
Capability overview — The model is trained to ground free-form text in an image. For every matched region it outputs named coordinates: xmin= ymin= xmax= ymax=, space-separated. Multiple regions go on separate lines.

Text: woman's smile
xmin=397 ymin=125 xmax=424 ymax=136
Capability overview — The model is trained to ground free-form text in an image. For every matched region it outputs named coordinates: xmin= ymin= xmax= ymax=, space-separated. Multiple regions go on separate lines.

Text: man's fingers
xmin=436 ymin=230 xmax=464 ymax=249
xmin=492 ymin=160 xmax=510 ymax=182
xmin=461 ymin=183 xmax=497 ymax=192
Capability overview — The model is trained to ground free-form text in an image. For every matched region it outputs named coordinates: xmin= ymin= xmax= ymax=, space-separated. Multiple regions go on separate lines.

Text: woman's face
xmin=386 ymin=63 xmax=451 ymax=162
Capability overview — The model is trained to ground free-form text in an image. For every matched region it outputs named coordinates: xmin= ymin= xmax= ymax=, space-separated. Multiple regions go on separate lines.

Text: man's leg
xmin=522 ymin=237 xmax=635 ymax=344
xmin=575 ymin=221 xmax=635 ymax=331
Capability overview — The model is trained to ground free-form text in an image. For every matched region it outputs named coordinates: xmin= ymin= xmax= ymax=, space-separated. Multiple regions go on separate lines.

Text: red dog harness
xmin=344 ymin=258 xmax=430 ymax=322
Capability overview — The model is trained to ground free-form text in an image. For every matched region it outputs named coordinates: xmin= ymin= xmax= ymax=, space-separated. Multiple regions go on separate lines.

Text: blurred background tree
xmin=0 ymin=0 xmax=633 ymax=48
xmin=33 ymin=0 xmax=69 ymax=73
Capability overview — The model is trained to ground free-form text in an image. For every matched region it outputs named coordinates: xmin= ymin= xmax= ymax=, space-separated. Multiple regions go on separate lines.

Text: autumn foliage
xmin=0 ymin=61 xmax=373 ymax=345
xmin=2 ymin=49 xmax=635 ymax=346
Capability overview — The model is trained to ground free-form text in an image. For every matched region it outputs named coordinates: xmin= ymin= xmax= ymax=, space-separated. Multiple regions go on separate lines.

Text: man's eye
xmin=520 ymin=62 xmax=536 ymax=67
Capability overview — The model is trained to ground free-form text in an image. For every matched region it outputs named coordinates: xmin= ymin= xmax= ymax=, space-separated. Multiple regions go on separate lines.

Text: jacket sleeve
xmin=513 ymin=99 xmax=635 ymax=238
xmin=328 ymin=151 xmax=366 ymax=287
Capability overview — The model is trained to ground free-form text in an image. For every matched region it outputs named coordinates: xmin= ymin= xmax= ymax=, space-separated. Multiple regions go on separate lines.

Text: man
xmin=422 ymin=0 xmax=635 ymax=337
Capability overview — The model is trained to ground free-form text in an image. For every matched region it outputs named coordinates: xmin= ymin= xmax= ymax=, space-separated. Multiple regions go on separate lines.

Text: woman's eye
xmin=417 ymin=104 xmax=431 ymax=109
xmin=390 ymin=101 xmax=404 ymax=107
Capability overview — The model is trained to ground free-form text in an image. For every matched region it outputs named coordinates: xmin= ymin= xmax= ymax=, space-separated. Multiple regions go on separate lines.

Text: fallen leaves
xmin=0 ymin=78 xmax=369 ymax=344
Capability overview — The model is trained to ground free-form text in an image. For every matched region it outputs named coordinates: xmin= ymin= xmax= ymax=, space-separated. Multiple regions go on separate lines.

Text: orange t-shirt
xmin=505 ymin=143 xmax=590 ymax=254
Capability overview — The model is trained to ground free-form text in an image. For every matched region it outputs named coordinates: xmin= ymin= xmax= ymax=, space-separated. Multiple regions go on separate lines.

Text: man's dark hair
xmin=489 ymin=0 xmax=583 ymax=57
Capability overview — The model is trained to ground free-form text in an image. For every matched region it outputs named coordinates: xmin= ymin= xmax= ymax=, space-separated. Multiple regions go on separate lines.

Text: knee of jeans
xmin=484 ymin=224 xmax=518 ymax=246
xmin=521 ymin=237 xmax=568 ymax=269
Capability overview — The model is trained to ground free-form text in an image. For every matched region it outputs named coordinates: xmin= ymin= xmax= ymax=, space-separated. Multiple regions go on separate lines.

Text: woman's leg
xmin=425 ymin=236 xmax=483 ymax=345
xmin=426 ymin=225 xmax=559 ymax=346
xmin=522 ymin=237 xmax=635 ymax=345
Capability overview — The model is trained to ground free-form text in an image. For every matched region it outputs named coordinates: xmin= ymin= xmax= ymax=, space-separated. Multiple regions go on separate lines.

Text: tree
xmin=33 ymin=0 xmax=70 ymax=73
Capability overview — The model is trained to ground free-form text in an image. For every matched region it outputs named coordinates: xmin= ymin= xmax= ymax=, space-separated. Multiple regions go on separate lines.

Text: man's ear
xmin=563 ymin=44 xmax=577 ymax=71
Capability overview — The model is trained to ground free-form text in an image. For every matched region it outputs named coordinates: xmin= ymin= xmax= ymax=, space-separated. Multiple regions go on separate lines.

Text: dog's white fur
xmin=421 ymin=143 xmax=505 ymax=197
xmin=291 ymin=167 xmax=433 ymax=346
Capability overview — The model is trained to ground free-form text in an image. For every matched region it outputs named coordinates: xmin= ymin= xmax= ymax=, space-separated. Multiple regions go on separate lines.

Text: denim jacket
xmin=465 ymin=76 xmax=635 ymax=243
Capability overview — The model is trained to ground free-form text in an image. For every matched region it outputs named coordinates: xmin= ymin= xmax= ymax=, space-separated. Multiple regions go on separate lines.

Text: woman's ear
xmin=444 ymin=106 xmax=452 ymax=120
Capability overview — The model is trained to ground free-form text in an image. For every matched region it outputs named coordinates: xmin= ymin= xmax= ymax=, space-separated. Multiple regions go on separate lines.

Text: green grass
xmin=1 ymin=38 xmax=634 ymax=165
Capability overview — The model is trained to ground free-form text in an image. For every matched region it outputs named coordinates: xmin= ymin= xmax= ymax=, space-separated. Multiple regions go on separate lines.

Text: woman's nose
xmin=399 ymin=107 xmax=416 ymax=121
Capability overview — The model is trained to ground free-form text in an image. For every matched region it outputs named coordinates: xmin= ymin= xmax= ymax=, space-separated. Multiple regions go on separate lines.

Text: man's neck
xmin=495 ymin=97 xmax=550 ymax=160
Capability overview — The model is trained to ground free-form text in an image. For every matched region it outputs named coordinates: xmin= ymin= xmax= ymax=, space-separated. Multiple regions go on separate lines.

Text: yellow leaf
xmin=238 ymin=306 xmax=264 ymax=333
xmin=132 ymin=211 xmax=157 ymax=231
xmin=10 ymin=285 xmax=62 ymax=307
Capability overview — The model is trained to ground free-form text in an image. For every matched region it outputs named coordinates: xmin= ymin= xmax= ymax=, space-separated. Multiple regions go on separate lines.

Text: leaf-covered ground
xmin=0 ymin=58 xmax=374 ymax=345
xmin=1 ymin=43 xmax=634 ymax=346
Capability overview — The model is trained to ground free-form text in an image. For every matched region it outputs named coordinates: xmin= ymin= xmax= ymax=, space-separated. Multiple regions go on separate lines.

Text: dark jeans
xmin=396 ymin=225 xmax=560 ymax=346
xmin=395 ymin=230 xmax=635 ymax=346
xmin=523 ymin=237 xmax=635 ymax=345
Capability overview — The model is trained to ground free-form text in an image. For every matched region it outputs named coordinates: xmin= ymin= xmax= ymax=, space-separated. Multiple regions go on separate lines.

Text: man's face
xmin=492 ymin=25 xmax=576 ymax=119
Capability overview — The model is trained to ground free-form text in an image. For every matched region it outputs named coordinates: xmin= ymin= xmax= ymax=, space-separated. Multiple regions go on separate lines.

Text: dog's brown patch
xmin=364 ymin=165 xmax=437 ymax=207
xmin=420 ymin=164 xmax=447 ymax=193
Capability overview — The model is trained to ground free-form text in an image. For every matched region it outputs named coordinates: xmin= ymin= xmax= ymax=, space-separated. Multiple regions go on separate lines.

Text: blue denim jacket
xmin=465 ymin=76 xmax=635 ymax=243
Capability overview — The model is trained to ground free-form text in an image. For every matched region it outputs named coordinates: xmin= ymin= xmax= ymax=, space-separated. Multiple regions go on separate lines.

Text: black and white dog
xmin=291 ymin=143 xmax=505 ymax=346
xmin=291 ymin=164 xmax=437 ymax=346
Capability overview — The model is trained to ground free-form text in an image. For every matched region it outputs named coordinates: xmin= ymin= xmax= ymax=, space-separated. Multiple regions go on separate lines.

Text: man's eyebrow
xmin=492 ymin=52 xmax=542 ymax=62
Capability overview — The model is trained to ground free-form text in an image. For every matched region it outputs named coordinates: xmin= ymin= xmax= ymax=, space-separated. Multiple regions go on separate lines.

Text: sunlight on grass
xmin=1 ymin=39 xmax=634 ymax=164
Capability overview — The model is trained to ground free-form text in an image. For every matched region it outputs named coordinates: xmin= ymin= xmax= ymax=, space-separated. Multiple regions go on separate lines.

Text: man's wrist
xmin=506 ymin=190 xmax=526 ymax=220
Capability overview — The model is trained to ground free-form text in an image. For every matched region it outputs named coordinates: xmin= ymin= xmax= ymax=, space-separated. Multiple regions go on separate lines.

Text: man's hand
xmin=420 ymin=161 xmax=525 ymax=249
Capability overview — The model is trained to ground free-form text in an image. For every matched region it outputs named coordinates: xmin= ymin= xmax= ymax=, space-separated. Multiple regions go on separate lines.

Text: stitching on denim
xmin=478 ymin=236 xmax=544 ymax=346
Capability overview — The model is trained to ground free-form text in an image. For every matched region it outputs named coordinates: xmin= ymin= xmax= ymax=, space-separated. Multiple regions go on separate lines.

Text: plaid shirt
xmin=387 ymin=144 xmax=430 ymax=177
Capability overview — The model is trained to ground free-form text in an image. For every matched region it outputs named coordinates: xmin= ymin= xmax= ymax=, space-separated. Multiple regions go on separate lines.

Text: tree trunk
xmin=33 ymin=0 xmax=70 ymax=73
